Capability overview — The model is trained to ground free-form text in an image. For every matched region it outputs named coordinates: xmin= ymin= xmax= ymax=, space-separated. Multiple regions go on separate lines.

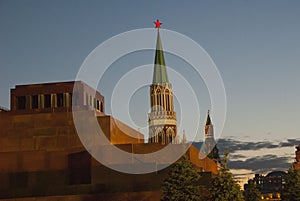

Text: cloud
xmin=193 ymin=139 xmax=280 ymax=155
xmin=229 ymin=154 xmax=248 ymax=160
xmin=195 ymin=137 xmax=300 ymax=154
xmin=216 ymin=138 xmax=279 ymax=153
xmin=279 ymin=138 xmax=300 ymax=147
xmin=228 ymin=154 xmax=291 ymax=173
xmin=193 ymin=137 xmax=299 ymax=175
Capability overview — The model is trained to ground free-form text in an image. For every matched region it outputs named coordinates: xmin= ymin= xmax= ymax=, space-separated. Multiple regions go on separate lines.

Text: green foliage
xmin=209 ymin=152 xmax=244 ymax=201
xmin=243 ymin=179 xmax=261 ymax=201
xmin=207 ymin=145 xmax=221 ymax=163
xmin=281 ymin=168 xmax=300 ymax=201
xmin=161 ymin=155 xmax=201 ymax=201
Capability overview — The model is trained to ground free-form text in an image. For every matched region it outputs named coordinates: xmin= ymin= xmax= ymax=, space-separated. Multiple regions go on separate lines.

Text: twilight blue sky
xmin=1 ymin=0 xmax=300 ymax=175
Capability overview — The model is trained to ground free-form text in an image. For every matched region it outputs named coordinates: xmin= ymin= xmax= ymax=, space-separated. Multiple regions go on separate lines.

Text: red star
xmin=154 ymin=19 xmax=162 ymax=28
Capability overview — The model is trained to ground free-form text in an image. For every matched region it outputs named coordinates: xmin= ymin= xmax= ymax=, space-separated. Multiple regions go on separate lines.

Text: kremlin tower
xmin=148 ymin=20 xmax=178 ymax=144
xmin=202 ymin=110 xmax=220 ymax=162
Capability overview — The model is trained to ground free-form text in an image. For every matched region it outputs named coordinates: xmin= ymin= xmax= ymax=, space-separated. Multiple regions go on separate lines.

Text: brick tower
xmin=148 ymin=21 xmax=177 ymax=144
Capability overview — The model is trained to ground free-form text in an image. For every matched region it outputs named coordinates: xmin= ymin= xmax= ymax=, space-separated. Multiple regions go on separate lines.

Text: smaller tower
xmin=202 ymin=110 xmax=220 ymax=162
xmin=293 ymin=144 xmax=300 ymax=169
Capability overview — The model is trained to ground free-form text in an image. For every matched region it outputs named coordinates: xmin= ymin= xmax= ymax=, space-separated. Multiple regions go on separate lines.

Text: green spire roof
xmin=153 ymin=30 xmax=169 ymax=83
xmin=206 ymin=110 xmax=212 ymax=126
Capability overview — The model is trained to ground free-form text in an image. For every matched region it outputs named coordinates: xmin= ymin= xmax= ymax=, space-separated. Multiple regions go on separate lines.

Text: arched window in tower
xmin=166 ymin=128 xmax=175 ymax=144
xmin=155 ymin=128 xmax=162 ymax=143
xmin=152 ymin=92 xmax=155 ymax=111
xmin=157 ymin=94 xmax=159 ymax=110
xmin=166 ymin=128 xmax=169 ymax=144
xmin=148 ymin=129 xmax=153 ymax=143
xmin=158 ymin=133 xmax=162 ymax=143
xmin=162 ymin=92 xmax=165 ymax=111
xmin=156 ymin=89 xmax=160 ymax=111
xmin=153 ymin=95 xmax=156 ymax=110
xmin=158 ymin=129 xmax=165 ymax=144
xmin=155 ymin=131 xmax=158 ymax=143
xmin=165 ymin=89 xmax=170 ymax=111
xmin=170 ymin=94 xmax=174 ymax=111
xmin=159 ymin=95 xmax=162 ymax=111
xmin=155 ymin=91 xmax=158 ymax=111
xmin=165 ymin=96 xmax=168 ymax=111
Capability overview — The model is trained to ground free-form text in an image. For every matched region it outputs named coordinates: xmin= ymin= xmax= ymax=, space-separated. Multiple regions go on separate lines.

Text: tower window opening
xmin=154 ymin=94 xmax=157 ymax=111
xmin=159 ymin=95 xmax=162 ymax=111
xmin=157 ymin=94 xmax=160 ymax=110
xmin=166 ymin=94 xmax=169 ymax=111
xmin=158 ymin=134 xmax=162 ymax=143
xmin=162 ymin=93 xmax=165 ymax=110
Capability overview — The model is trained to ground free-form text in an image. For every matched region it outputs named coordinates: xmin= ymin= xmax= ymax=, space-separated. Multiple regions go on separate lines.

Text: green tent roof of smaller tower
xmin=206 ymin=110 xmax=212 ymax=126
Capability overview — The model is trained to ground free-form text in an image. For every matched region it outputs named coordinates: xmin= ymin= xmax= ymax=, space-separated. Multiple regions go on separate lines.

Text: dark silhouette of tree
xmin=161 ymin=155 xmax=201 ymax=201
xmin=244 ymin=179 xmax=261 ymax=201
xmin=207 ymin=145 xmax=221 ymax=163
xmin=281 ymin=168 xmax=300 ymax=200
xmin=209 ymin=152 xmax=244 ymax=201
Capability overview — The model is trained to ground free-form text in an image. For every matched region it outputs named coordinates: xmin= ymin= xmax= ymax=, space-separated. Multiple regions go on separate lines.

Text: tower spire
xmin=153 ymin=20 xmax=169 ymax=84
xmin=206 ymin=110 xmax=212 ymax=126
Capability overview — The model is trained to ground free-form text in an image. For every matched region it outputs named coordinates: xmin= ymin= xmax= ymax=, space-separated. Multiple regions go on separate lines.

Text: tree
xmin=281 ymin=168 xmax=300 ymax=200
xmin=161 ymin=155 xmax=201 ymax=201
xmin=243 ymin=179 xmax=261 ymax=201
xmin=207 ymin=145 xmax=221 ymax=163
xmin=209 ymin=152 xmax=244 ymax=201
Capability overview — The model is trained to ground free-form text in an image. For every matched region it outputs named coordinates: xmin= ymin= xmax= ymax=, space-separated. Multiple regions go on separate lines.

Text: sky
xmin=1 ymin=0 xmax=300 ymax=183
